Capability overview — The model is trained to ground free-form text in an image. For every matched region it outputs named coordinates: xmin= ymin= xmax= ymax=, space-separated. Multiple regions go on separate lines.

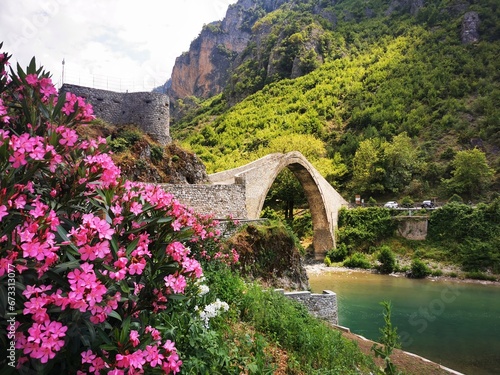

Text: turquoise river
xmin=308 ymin=269 xmax=500 ymax=375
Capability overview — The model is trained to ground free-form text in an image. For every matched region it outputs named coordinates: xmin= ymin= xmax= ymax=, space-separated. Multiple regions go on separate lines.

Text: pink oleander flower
xmin=56 ymin=125 xmax=78 ymax=147
xmin=164 ymin=274 xmax=187 ymax=294
xmin=23 ymin=320 xmax=67 ymax=363
xmin=166 ymin=241 xmax=189 ymax=262
xmin=0 ymin=205 xmax=8 ymax=221
xmin=39 ymin=77 xmax=57 ymax=99
xmin=186 ymin=258 xmax=203 ymax=278
xmin=25 ymin=73 xmax=38 ymax=86
xmin=146 ymin=326 xmax=162 ymax=342
xmin=81 ymin=349 xmax=96 ymax=364
xmin=128 ymin=258 xmax=146 ymax=275
xmin=9 ymin=150 xmax=27 ymax=168
xmin=144 ymin=345 xmax=164 ymax=367
xmin=129 ymin=330 xmax=140 ymax=347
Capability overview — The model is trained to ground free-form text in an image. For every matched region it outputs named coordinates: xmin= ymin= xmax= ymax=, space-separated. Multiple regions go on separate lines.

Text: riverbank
xmin=304 ymin=261 xmax=500 ymax=287
xmin=335 ymin=326 xmax=464 ymax=375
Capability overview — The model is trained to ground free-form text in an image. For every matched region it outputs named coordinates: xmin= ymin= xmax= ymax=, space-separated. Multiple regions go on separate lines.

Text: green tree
xmin=265 ymin=169 xmax=306 ymax=222
xmin=442 ymin=148 xmax=494 ymax=198
xmin=377 ymin=246 xmax=397 ymax=274
xmin=350 ymin=138 xmax=385 ymax=195
xmin=382 ymin=132 xmax=422 ymax=194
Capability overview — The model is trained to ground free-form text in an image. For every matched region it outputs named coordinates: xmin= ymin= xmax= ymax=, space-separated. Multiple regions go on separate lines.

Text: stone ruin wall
xmin=60 ymin=84 xmax=171 ymax=145
xmin=277 ymin=289 xmax=338 ymax=326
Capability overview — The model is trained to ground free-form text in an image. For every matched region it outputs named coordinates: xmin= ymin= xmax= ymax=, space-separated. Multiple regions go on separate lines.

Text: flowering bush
xmin=0 ymin=43 xmax=237 ymax=374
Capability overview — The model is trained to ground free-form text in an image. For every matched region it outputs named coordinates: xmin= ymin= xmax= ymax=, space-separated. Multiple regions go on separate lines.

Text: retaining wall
xmin=395 ymin=216 xmax=428 ymax=240
xmin=276 ymin=289 xmax=338 ymax=325
xmin=60 ymin=84 xmax=171 ymax=145
xmin=160 ymin=183 xmax=247 ymax=219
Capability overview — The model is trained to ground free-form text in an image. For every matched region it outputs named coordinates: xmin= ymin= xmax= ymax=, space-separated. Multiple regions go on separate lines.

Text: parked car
xmin=421 ymin=200 xmax=435 ymax=209
xmin=384 ymin=201 xmax=399 ymax=209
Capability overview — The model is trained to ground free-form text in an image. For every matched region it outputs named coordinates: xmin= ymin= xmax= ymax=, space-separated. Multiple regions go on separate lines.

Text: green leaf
xmin=53 ymin=91 xmax=67 ymax=119
xmin=53 ymin=260 xmax=81 ymax=274
xmin=119 ymin=280 xmax=130 ymax=294
xmin=119 ymin=316 xmax=131 ymax=344
xmin=56 ymin=224 xmax=79 ymax=253
xmin=107 ymin=310 xmax=123 ymax=322
xmin=100 ymin=344 xmax=118 ymax=351
xmin=97 ymin=327 xmax=113 ymax=345
xmin=126 ymin=237 xmax=140 ymax=256
xmin=110 ymin=237 xmax=119 ymax=255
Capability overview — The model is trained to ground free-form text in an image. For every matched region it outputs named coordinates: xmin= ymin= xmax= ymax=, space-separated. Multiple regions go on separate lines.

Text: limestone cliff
xmin=167 ymin=1 xmax=255 ymax=102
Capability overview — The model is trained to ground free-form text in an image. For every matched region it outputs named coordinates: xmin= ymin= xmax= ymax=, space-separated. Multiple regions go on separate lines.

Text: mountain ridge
xmin=162 ymin=0 xmax=499 ymax=202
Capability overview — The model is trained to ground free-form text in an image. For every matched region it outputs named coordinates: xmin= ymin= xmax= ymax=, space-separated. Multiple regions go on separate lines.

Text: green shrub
xmin=150 ymin=144 xmax=164 ymax=163
xmin=448 ymin=194 xmax=464 ymax=204
xmin=371 ymin=301 xmax=401 ymax=375
xmin=459 ymin=239 xmax=499 ymax=273
xmin=109 ymin=137 xmax=129 ymax=152
xmin=337 ymin=207 xmax=397 ymax=252
xmin=120 ymin=128 xmax=143 ymax=145
xmin=400 ymin=196 xmax=414 ymax=208
xmin=377 ymin=246 xmax=396 ymax=274
xmin=430 ymin=269 xmax=443 ymax=277
xmin=465 ymin=271 xmax=497 ymax=281
xmin=326 ymin=243 xmax=349 ymax=262
xmin=344 ymin=252 xmax=372 ymax=269
xmin=324 ymin=256 xmax=332 ymax=266
xmin=409 ymin=259 xmax=430 ymax=278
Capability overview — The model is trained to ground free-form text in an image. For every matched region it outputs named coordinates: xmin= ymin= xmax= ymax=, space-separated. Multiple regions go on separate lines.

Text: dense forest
xmin=172 ymin=0 xmax=499 ymax=205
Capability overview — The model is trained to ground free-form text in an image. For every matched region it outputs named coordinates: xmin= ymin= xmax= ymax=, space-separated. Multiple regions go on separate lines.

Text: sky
xmin=0 ymin=0 xmax=238 ymax=92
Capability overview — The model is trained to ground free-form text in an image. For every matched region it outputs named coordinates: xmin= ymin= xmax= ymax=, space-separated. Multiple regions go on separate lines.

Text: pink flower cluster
xmin=0 ymin=97 xmax=9 ymax=123
xmin=62 ymin=91 xmax=95 ymax=122
xmin=25 ymin=73 xmax=58 ymax=103
xmin=78 ymin=327 xmax=182 ymax=374
xmin=17 ymin=320 xmax=67 ymax=364
xmin=0 ymin=47 xmax=237 ymax=374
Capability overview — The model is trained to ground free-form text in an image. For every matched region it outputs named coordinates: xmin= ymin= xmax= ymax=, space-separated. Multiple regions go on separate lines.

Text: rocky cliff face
xmin=168 ymin=1 xmax=255 ymax=102
xmin=461 ymin=11 xmax=480 ymax=44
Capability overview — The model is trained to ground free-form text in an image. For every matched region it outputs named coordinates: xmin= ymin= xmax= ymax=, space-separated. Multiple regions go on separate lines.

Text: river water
xmin=307 ymin=268 xmax=500 ymax=375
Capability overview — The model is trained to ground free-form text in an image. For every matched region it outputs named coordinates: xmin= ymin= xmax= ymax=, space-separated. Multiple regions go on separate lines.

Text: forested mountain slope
xmin=170 ymin=0 xmax=500 ymax=202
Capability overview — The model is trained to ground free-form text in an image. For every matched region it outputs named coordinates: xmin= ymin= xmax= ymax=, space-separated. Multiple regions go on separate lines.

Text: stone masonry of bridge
xmin=207 ymin=152 xmax=349 ymax=259
xmin=159 ymin=183 xmax=247 ymax=219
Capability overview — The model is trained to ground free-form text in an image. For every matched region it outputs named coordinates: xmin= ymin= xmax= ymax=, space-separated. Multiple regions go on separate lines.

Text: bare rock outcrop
xmin=461 ymin=11 xmax=480 ymax=44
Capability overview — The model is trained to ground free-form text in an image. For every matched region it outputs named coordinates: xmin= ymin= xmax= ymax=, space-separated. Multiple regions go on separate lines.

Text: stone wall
xmin=395 ymin=216 xmax=428 ymax=240
xmin=277 ymin=289 xmax=338 ymax=326
xmin=160 ymin=183 xmax=247 ymax=219
xmin=60 ymin=84 xmax=171 ymax=145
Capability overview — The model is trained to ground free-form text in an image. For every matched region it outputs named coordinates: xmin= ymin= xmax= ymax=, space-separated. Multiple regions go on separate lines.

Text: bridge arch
xmin=208 ymin=152 xmax=348 ymax=259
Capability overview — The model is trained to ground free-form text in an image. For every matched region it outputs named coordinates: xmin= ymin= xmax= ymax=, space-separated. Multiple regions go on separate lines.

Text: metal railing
xmin=60 ymin=71 xmax=161 ymax=93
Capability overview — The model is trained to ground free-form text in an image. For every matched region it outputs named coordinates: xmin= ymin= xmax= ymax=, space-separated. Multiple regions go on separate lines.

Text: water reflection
xmin=308 ymin=269 xmax=500 ymax=375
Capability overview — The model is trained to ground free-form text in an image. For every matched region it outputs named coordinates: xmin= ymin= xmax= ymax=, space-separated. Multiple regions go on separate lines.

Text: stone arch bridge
xmin=166 ymin=152 xmax=348 ymax=259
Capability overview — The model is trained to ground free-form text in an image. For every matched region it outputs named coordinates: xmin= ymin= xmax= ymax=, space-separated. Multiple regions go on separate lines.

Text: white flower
xmin=198 ymin=284 xmax=209 ymax=296
xmin=199 ymin=298 xmax=230 ymax=328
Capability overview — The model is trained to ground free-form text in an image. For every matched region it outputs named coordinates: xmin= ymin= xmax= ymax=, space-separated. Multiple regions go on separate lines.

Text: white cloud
xmin=0 ymin=0 xmax=238 ymax=91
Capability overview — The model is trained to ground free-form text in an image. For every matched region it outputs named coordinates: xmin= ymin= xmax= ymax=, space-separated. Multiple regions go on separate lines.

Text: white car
xmin=384 ymin=201 xmax=399 ymax=209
